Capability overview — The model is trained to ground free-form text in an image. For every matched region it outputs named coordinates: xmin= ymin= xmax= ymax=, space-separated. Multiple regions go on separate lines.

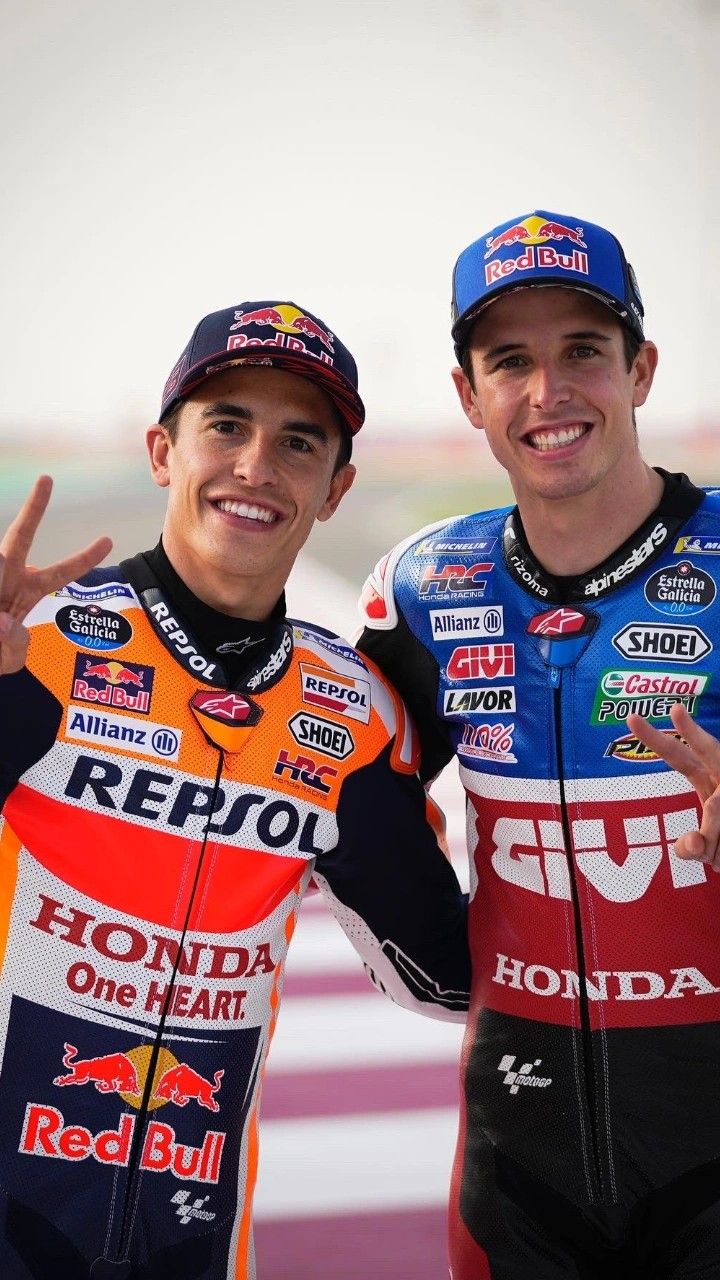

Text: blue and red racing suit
xmin=358 ymin=471 xmax=720 ymax=1278
xmin=0 ymin=550 xmax=469 ymax=1280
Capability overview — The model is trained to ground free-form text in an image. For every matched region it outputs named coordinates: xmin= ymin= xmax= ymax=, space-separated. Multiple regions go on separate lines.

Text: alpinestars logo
xmin=497 ymin=1054 xmax=552 ymax=1095
xmin=584 ymin=522 xmax=667 ymax=598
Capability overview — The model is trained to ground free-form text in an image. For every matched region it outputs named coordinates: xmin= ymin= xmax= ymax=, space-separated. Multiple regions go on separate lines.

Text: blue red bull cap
xmin=451 ymin=210 xmax=645 ymax=357
xmin=160 ymin=301 xmax=365 ymax=447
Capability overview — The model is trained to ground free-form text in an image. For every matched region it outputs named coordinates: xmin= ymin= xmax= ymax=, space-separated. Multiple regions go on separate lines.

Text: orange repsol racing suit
xmin=358 ymin=472 xmax=720 ymax=1279
xmin=0 ymin=548 xmax=470 ymax=1280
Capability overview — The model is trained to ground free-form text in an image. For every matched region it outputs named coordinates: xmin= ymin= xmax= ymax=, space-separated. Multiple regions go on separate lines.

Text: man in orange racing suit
xmin=0 ymin=300 xmax=470 ymax=1280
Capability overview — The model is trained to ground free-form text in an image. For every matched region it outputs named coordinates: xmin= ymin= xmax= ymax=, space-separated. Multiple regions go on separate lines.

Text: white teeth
xmin=527 ymin=424 xmax=588 ymax=452
xmin=216 ymin=499 xmax=276 ymax=523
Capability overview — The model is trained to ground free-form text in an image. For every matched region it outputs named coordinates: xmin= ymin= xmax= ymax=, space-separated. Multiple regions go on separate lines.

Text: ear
xmin=147 ymin=424 xmax=171 ymax=489
xmin=317 ymin=463 xmax=356 ymax=523
xmin=451 ymin=365 xmax=485 ymax=432
xmin=631 ymin=341 xmax=659 ymax=409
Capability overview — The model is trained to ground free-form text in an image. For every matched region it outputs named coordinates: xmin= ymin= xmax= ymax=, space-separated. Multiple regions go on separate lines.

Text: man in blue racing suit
xmin=357 ymin=210 xmax=720 ymax=1279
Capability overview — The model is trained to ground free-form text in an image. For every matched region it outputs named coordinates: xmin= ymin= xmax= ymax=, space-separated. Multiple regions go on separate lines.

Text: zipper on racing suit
xmin=551 ymin=665 xmax=607 ymax=1201
xmin=107 ymin=748 xmax=226 ymax=1267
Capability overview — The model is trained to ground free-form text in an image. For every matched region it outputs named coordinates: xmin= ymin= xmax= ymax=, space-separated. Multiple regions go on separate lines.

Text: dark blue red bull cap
xmin=451 ymin=210 xmax=645 ymax=358
xmin=160 ymin=301 xmax=365 ymax=449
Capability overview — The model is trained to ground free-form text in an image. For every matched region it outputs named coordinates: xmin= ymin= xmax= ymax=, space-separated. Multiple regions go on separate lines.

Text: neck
xmin=160 ymin=528 xmax=281 ymax=620
xmin=516 ymin=462 xmax=664 ymax=577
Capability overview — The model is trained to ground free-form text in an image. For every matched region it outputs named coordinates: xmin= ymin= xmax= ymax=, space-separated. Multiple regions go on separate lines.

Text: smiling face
xmin=451 ymin=288 xmax=658 ymax=516
xmin=147 ymin=365 xmax=355 ymax=619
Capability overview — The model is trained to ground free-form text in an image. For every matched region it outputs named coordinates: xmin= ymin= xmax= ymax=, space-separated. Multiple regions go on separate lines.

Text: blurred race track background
xmin=2 ymin=432 xmax=718 ymax=1277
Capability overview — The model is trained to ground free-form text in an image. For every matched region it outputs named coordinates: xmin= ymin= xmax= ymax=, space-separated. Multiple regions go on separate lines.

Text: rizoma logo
xmin=418 ymin=563 xmax=494 ymax=598
xmin=447 ymin=643 xmax=515 ymax=681
xmin=497 ymin=1054 xmax=551 ymax=1094
xmin=300 ymin=665 xmax=371 ymax=723
xmin=507 ymin=552 xmax=548 ymax=597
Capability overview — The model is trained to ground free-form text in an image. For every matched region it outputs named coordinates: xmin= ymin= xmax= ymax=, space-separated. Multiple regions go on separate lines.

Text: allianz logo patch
xmin=497 ymin=1054 xmax=552 ymax=1095
xmin=430 ymin=605 xmax=504 ymax=640
xmin=65 ymin=706 xmax=181 ymax=761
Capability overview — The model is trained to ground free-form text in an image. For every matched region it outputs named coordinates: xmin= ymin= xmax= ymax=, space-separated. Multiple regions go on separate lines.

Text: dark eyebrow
xmin=201 ymin=401 xmax=253 ymax=421
xmin=482 ymin=330 xmax=612 ymax=362
xmin=200 ymin=401 xmax=332 ymax=444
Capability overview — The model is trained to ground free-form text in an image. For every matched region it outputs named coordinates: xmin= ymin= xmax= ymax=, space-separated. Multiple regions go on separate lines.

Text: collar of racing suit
xmin=504 ymin=469 xmax=706 ymax=604
xmin=120 ymin=544 xmax=292 ymax=691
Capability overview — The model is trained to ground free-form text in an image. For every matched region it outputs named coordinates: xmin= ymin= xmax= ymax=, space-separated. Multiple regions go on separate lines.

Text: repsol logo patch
xmin=63 ymin=756 xmax=327 ymax=855
xmin=300 ymin=665 xmax=371 ymax=723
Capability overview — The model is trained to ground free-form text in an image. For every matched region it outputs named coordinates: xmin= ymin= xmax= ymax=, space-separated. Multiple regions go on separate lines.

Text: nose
xmin=527 ymin=361 xmax=571 ymax=411
xmin=232 ymin=434 xmax=277 ymax=486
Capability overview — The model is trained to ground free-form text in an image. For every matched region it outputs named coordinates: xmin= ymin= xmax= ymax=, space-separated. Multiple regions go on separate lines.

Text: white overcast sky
xmin=1 ymin=0 xmax=718 ymax=443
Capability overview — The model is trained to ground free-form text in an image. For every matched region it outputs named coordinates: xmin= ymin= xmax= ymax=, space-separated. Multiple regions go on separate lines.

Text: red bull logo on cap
xmin=483 ymin=215 xmax=589 ymax=285
xmin=228 ymin=303 xmax=335 ymax=363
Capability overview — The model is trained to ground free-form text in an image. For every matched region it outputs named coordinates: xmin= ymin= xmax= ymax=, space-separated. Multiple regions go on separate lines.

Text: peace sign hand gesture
xmin=627 ymin=702 xmax=720 ymax=871
xmin=0 ymin=475 xmax=113 ymax=676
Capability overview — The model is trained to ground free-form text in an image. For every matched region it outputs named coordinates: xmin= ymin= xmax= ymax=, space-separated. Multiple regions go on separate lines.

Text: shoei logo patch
xmin=300 ymin=665 xmax=371 ymax=723
xmin=612 ymin=622 xmax=712 ymax=663
xmin=288 ymin=713 xmax=355 ymax=760
xmin=497 ymin=1053 xmax=552 ymax=1094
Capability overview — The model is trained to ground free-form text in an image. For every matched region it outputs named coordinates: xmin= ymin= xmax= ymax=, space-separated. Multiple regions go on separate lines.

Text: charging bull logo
xmin=54 ymin=1044 xmax=139 ymax=1093
xmin=483 ymin=214 xmax=589 ymax=286
xmin=52 ymin=1042 xmax=223 ymax=1113
xmin=229 ymin=303 xmax=334 ymax=354
xmin=484 ymin=215 xmax=587 ymax=259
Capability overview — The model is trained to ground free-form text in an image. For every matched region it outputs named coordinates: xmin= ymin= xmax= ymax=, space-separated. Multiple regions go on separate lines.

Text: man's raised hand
xmin=0 ymin=475 xmax=113 ymax=676
xmin=628 ymin=703 xmax=720 ymax=871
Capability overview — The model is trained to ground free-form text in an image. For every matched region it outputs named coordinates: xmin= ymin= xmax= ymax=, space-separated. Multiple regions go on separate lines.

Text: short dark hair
xmin=458 ymin=318 xmax=642 ymax=390
xmin=160 ymin=402 xmax=352 ymax=475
